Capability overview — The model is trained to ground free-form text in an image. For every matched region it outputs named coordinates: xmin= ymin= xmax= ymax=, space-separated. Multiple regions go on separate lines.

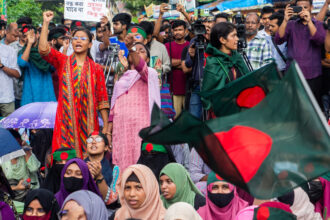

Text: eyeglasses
xmin=86 ymin=136 xmax=103 ymax=143
xmin=72 ymin=36 xmax=88 ymax=41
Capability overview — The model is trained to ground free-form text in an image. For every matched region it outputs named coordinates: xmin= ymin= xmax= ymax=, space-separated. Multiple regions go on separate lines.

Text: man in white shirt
xmin=0 ymin=44 xmax=21 ymax=116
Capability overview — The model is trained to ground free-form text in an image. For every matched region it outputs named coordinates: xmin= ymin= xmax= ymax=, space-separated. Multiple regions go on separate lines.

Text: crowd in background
xmin=0 ymin=0 xmax=329 ymax=219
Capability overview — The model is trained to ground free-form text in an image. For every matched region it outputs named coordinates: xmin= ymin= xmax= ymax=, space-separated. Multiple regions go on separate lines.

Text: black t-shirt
xmin=181 ymin=45 xmax=189 ymax=61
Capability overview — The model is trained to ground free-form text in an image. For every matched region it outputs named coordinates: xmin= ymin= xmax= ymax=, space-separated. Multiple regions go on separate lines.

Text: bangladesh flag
xmin=140 ymin=61 xmax=330 ymax=199
xmin=200 ymin=62 xmax=281 ymax=116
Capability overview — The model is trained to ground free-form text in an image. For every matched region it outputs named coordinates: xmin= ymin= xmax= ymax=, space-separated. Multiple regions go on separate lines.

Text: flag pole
xmin=294 ymin=61 xmax=330 ymax=135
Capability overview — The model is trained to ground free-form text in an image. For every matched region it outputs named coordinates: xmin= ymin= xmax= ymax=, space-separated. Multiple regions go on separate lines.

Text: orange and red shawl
xmin=43 ymin=48 xmax=109 ymax=158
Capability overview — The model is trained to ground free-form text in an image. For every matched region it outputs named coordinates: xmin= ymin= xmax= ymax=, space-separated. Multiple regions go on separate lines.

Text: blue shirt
xmin=18 ymin=55 xmax=56 ymax=106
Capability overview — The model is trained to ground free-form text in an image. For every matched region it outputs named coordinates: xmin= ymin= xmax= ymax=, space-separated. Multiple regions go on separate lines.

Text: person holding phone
xmin=275 ymin=0 xmax=326 ymax=107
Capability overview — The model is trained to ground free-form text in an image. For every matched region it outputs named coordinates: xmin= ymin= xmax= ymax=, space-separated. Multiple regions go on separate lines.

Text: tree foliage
xmin=122 ymin=0 xmax=165 ymax=16
xmin=7 ymin=0 xmax=64 ymax=25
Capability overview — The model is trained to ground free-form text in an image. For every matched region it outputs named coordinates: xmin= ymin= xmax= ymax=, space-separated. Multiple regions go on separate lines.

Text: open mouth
xmin=75 ymin=44 xmax=82 ymax=49
xmin=128 ymin=200 xmax=138 ymax=205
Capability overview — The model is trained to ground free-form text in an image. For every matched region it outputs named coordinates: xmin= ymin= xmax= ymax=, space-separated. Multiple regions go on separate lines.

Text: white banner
xmin=64 ymin=0 xmax=107 ymax=22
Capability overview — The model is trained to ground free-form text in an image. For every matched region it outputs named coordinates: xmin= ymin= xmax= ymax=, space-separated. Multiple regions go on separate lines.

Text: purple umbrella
xmin=0 ymin=102 xmax=104 ymax=129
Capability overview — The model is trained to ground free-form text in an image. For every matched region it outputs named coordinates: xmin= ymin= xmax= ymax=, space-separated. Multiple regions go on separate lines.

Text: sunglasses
xmin=72 ymin=36 xmax=88 ymax=41
xmin=86 ymin=136 xmax=103 ymax=144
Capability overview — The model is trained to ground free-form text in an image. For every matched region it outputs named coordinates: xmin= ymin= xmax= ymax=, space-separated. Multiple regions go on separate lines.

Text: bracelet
xmin=95 ymin=177 xmax=104 ymax=185
xmin=104 ymin=186 xmax=111 ymax=202
xmin=0 ymin=64 xmax=4 ymax=69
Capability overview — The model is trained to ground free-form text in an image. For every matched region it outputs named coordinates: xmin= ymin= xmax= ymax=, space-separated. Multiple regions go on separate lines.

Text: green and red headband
xmin=53 ymin=149 xmax=76 ymax=161
xmin=207 ymin=171 xmax=225 ymax=186
xmin=253 ymin=206 xmax=296 ymax=220
xmin=142 ymin=143 xmax=167 ymax=153
xmin=128 ymin=26 xmax=147 ymax=40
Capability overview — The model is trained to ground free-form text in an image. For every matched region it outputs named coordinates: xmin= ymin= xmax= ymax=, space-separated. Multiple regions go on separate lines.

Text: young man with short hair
xmin=214 ymin=13 xmax=229 ymax=24
xmin=275 ymin=0 xmax=326 ymax=105
xmin=165 ymin=20 xmax=190 ymax=118
xmin=259 ymin=6 xmax=275 ymax=35
xmin=269 ymin=12 xmax=288 ymax=72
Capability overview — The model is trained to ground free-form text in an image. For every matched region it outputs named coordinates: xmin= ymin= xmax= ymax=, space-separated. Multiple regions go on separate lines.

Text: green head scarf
xmin=207 ymin=171 xmax=226 ymax=186
xmin=159 ymin=163 xmax=203 ymax=208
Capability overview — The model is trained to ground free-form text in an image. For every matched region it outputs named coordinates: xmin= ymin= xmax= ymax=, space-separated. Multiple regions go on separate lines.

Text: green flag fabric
xmin=140 ymin=61 xmax=330 ymax=199
xmin=200 ymin=62 xmax=281 ymax=117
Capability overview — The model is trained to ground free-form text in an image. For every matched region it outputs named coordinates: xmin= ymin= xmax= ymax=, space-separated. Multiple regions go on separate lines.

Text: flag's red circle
xmin=256 ymin=206 xmax=270 ymax=220
xmin=60 ymin=152 xmax=69 ymax=160
xmin=131 ymin=27 xmax=138 ymax=33
xmin=214 ymin=126 xmax=272 ymax=183
xmin=236 ymin=86 xmax=266 ymax=108
xmin=304 ymin=163 xmax=314 ymax=173
xmin=76 ymin=21 xmax=82 ymax=26
xmin=26 ymin=178 xmax=31 ymax=183
xmin=146 ymin=143 xmax=153 ymax=152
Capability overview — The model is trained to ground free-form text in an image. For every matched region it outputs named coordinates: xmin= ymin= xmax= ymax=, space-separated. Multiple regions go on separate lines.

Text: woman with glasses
xmin=84 ymin=131 xmax=119 ymax=206
xmin=39 ymin=11 xmax=109 ymax=159
xmin=23 ymin=189 xmax=60 ymax=220
xmin=107 ymin=34 xmax=161 ymax=172
xmin=54 ymin=158 xmax=102 ymax=207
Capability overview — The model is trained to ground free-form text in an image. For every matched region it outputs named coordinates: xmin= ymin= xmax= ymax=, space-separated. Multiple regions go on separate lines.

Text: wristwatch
xmin=129 ymin=46 xmax=137 ymax=52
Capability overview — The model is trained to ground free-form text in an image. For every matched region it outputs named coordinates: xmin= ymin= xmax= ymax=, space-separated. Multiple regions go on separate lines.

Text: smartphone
xmin=290 ymin=6 xmax=302 ymax=13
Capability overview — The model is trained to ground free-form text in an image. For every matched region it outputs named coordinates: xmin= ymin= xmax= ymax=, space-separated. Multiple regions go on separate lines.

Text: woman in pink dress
xmin=107 ymin=34 xmax=160 ymax=172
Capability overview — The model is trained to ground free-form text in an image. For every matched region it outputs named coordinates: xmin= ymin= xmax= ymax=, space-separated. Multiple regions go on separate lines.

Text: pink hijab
xmin=315 ymin=177 xmax=330 ymax=219
xmin=197 ymin=182 xmax=249 ymax=220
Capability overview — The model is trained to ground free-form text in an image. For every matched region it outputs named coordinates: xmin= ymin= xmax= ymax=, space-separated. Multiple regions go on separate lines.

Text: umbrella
xmin=0 ymin=128 xmax=25 ymax=164
xmin=0 ymin=102 xmax=104 ymax=129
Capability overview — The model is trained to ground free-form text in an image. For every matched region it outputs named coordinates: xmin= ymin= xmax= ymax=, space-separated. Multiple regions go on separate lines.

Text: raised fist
xmin=43 ymin=11 xmax=54 ymax=23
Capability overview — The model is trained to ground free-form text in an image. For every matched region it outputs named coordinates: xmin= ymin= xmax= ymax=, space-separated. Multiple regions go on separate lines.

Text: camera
xmin=192 ymin=9 xmax=206 ymax=49
xmin=290 ymin=6 xmax=302 ymax=14
xmin=234 ymin=12 xmax=247 ymax=52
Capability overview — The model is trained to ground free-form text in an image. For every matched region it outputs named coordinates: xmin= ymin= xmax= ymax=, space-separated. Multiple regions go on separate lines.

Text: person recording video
xmin=183 ymin=13 xmax=214 ymax=119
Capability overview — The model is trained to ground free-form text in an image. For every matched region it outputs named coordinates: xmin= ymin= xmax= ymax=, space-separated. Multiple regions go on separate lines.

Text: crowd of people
xmin=0 ymin=0 xmax=329 ymax=219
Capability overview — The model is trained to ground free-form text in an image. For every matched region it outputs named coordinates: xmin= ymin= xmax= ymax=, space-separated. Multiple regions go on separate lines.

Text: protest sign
xmin=64 ymin=0 xmax=107 ymax=22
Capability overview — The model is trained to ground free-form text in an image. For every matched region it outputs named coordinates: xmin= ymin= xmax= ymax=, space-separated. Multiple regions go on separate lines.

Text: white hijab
xmin=165 ymin=202 xmax=202 ymax=220
xmin=291 ymin=187 xmax=322 ymax=220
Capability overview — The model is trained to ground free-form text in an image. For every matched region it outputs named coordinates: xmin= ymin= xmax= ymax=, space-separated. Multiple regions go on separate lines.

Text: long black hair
xmin=210 ymin=22 xmax=236 ymax=50
xmin=72 ymin=27 xmax=93 ymax=60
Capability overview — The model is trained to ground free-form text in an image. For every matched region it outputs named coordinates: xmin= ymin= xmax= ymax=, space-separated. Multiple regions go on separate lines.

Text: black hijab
xmin=137 ymin=144 xmax=176 ymax=178
xmin=30 ymin=129 xmax=53 ymax=166
xmin=41 ymin=148 xmax=75 ymax=194
xmin=24 ymin=189 xmax=60 ymax=220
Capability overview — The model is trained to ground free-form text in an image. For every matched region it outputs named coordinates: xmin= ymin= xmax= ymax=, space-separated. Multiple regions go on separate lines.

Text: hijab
xmin=137 ymin=143 xmax=176 ymax=178
xmin=164 ymin=202 xmax=202 ymax=220
xmin=115 ymin=164 xmax=166 ymax=220
xmin=42 ymin=148 xmax=76 ymax=194
xmin=291 ymin=187 xmax=322 ymax=220
xmin=55 ymin=158 xmax=101 ymax=207
xmin=61 ymin=190 xmax=108 ymax=220
xmin=30 ymin=129 xmax=53 ymax=166
xmin=23 ymin=189 xmax=60 ymax=220
xmin=315 ymin=177 xmax=330 ymax=219
xmin=160 ymin=163 xmax=203 ymax=209
xmin=197 ymin=171 xmax=248 ymax=220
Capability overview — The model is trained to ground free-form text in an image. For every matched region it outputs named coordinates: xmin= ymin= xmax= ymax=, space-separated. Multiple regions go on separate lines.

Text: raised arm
xmin=315 ymin=0 xmax=329 ymax=22
xmin=278 ymin=5 xmax=293 ymax=38
xmin=39 ymin=11 xmax=53 ymax=56
xmin=176 ymin=4 xmax=192 ymax=24
xmin=21 ymin=30 xmax=35 ymax=62
xmin=153 ymin=3 xmax=167 ymax=42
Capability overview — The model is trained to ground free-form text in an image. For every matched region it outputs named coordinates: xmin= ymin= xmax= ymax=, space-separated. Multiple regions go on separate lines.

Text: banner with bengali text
xmin=64 ymin=0 xmax=106 ymax=22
